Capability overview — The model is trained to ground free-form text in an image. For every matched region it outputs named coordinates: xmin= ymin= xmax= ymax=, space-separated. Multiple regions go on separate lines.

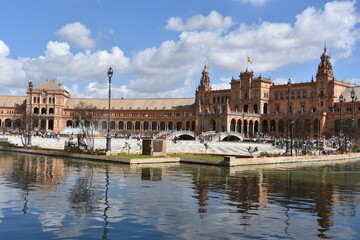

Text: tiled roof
xmin=0 ymin=96 xmax=26 ymax=107
xmin=337 ymin=87 xmax=360 ymax=102
xmin=34 ymin=80 xmax=63 ymax=91
xmin=66 ymin=98 xmax=195 ymax=110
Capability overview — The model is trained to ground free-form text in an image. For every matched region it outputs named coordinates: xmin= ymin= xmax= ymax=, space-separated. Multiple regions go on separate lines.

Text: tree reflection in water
xmin=68 ymin=167 xmax=102 ymax=215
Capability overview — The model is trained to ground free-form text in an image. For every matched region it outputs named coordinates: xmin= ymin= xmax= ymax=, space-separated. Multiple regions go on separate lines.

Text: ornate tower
xmin=316 ymin=44 xmax=334 ymax=82
xmin=199 ymin=64 xmax=211 ymax=91
xmin=315 ymin=44 xmax=335 ymax=112
xmin=195 ymin=64 xmax=212 ymax=132
xmin=196 ymin=64 xmax=212 ymax=109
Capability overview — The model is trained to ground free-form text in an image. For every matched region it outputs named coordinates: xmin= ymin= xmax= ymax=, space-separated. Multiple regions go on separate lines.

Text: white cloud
xmin=56 ymin=22 xmax=96 ymax=49
xmin=0 ymin=1 xmax=359 ymax=98
xmin=45 ymin=41 xmax=71 ymax=57
xmin=21 ymin=45 xmax=129 ymax=84
xmin=127 ymin=1 xmax=359 ymax=93
xmin=272 ymin=78 xmax=289 ymax=85
xmin=165 ymin=10 xmax=233 ymax=32
xmin=0 ymin=41 xmax=26 ymax=88
xmin=212 ymin=77 xmax=231 ymax=90
xmin=0 ymin=40 xmax=10 ymax=58
xmin=233 ymin=0 xmax=271 ymax=7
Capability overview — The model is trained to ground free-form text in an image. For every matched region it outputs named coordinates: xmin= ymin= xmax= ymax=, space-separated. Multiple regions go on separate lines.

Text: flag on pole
xmin=247 ymin=57 xmax=253 ymax=64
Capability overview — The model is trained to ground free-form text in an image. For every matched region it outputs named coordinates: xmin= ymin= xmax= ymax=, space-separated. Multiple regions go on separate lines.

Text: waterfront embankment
xmin=1 ymin=146 xmax=360 ymax=167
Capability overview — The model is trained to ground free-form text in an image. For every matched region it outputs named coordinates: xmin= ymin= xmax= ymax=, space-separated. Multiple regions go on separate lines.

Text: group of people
xmin=325 ymin=137 xmax=352 ymax=152
xmin=66 ymin=135 xmax=88 ymax=150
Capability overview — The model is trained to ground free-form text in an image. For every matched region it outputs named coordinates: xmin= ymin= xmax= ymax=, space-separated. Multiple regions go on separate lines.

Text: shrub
xmin=0 ymin=142 xmax=17 ymax=148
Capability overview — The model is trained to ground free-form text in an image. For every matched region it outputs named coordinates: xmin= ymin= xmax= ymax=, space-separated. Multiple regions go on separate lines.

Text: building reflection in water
xmin=0 ymin=153 xmax=359 ymax=239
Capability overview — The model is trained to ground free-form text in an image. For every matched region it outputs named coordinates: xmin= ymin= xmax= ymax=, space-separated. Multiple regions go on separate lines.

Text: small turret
xmin=317 ymin=43 xmax=333 ymax=76
xmin=199 ymin=64 xmax=211 ymax=88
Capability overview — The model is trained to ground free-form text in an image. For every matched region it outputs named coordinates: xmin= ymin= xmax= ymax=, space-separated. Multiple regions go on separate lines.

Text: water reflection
xmin=102 ymin=166 xmax=109 ymax=240
xmin=0 ymin=152 xmax=359 ymax=239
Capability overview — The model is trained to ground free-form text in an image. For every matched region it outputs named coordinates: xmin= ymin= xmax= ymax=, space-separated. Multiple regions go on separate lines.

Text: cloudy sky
xmin=0 ymin=0 xmax=359 ymax=99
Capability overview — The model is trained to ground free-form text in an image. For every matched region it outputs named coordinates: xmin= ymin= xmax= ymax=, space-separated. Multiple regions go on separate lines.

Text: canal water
xmin=0 ymin=152 xmax=359 ymax=239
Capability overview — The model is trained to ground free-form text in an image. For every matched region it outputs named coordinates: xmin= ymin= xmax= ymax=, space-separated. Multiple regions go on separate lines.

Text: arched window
xmin=143 ymin=122 xmax=149 ymax=130
xmin=152 ymin=121 xmax=157 ymax=130
xmin=127 ymin=121 xmax=133 ymax=130
xmin=191 ymin=121 xmax=196 ymax=131
xmin=297 ymin=91 xmax=301 ymax=98
xmin=263 ymin=103 xmax=268 ymax=114
xmin=48 ymin=119 xmax=54 ymax=130
xmin=210 ymin=119 xmax=216 ymax=131
xmin=41 ymin=108 xmax=47 ymax=114
xmin=168 ymin=122 xmax=173 ymax=131
xmin=5 ymin=119 xmax=12 ymax=128
xmin=176 ymin=122 xmax=182 ymax=131
xmin=230 ymin=119 xmax=236 ymax=131
xmin=303 ymin=90 xmax=307 ymax=98
xmin=278 ymin=120 xmax=285 ymax=135
xmin=237 ymin=120 xmax=242 ymax=133
xmin=243 ymin=105 xmax=249 ymax=113
xmin=66 ymin=120 xmax=73 ymax=127
xmin=185 ymin=121 xmax=190 ymax=130
xmin=253 ymin=104 xmax=258 ymax=113
xmin=262 ymin=120 xmax=268 ymax=134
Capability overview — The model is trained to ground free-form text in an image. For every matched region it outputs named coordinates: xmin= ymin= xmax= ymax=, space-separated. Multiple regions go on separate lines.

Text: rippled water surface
xmin=0 ymin=152 xmax=359 ymax=239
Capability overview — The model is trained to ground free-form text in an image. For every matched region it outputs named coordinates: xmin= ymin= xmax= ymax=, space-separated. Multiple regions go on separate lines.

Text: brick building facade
xmin=0 ymin=47 xmax=359 ymax=139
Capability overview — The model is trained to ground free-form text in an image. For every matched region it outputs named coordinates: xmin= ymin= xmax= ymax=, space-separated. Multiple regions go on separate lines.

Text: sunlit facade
xmin=0 ymin=47 xmax=358 ymax=139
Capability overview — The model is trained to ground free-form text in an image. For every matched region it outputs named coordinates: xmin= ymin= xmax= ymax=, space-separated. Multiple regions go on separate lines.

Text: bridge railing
xmin=220 ymin=131 xmax=243 ymax=141
xmin=169 ymin=130 xmax=196 ymax=137
xmin=154 ymin=130 xmax=171 ymax=139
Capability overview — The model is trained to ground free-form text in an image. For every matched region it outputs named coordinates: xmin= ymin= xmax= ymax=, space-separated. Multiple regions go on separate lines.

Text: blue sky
xmin=0 ymin=0 xmax=359 ymax=99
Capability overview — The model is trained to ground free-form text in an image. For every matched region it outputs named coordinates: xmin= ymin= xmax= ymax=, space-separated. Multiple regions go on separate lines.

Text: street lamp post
xmin=339 ymin=94 xmax=346 ymax=153
xmin=106 ymin=67 xmax=113 ymax=152
xmin=351 ymin=88 xmax=356 ymax=125
xmin=28 ymin=81 xmax=33 ymax=147
xmin=286 ymin=78 xmax=292 ymax=153
xmin=290 ymin=120 xmax=294 ymax=156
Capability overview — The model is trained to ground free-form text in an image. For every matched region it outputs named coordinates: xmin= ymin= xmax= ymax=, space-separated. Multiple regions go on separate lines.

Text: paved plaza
xmin=5 ymin=135 xmax=284 ymax=156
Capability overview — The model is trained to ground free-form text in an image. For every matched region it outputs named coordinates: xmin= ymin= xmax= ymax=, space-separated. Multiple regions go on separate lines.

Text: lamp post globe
xmin=106 ymin=67 xmax=113 ymax=152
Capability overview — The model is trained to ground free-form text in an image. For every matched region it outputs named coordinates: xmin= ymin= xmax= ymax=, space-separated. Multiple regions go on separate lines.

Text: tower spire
xmin=199 ymin=63 xmax=211 ymax=89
